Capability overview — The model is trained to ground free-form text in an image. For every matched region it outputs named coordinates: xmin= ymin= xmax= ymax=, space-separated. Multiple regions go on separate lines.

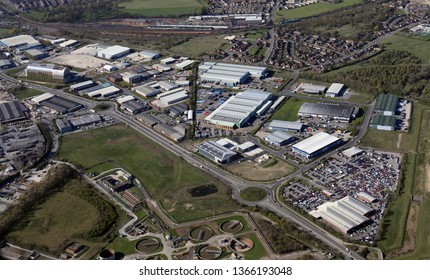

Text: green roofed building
xmin=370 ymin=115 xmax=396 ymax=131
xmin=374 ymin=94 xmax=398 ymax=116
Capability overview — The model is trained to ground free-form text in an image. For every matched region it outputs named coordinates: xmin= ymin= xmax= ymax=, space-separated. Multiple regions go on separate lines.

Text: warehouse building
xmin=56 ymin=119 xmax=73 ymax=133
xmin=0 ymin=101 xmax=29 ymax=124
xmin=0 ymin=35 xmax=41 ymax=50
xmin=70 ymin=80 xmax=95 ymax=92
xmin=24 ymin=49 xmax=45 ymax=60
xmin=309 ymin=196 xmax=373 ymax=234
xmin=374 ymin=94 xmax=398 ymax=116
xmin=161 ymin=57 xmax=176 ymax=65
xmin=342 ymin=147 xmax=364 ymax=158
xmin=154 ymin=123 xmax=185 ymax=142
xmin=97 ymin=45 xmax=131 ymax=60
xmin=298 ymin=103 xmax=355 ymax=122
xmin=136 ymin=114 xmax=159 ymax=128
xmin=268 ymin=120 xmax=303 ymax=132
xmin=116 ymin=95 xmax=135 ymax=104
xmin=0 ymin=59 xmax=13 ymax=69
xmin=370 ymin=114 xmax=396 ymax=131
xmin=121 ymin=100 xmax=147 ymax=115
xmin=205 ymin=89 xmax=272 ymax=129
xmin=69 ymin=114 xmax=102 ymax=128
xmin=132 ymin=85 xmax=160 ymax=98
xmin=236 ymin=142 xmax=256 ymax=153
xmin=326 ymin=83 xmax=345 ymax=98
xmin=156 ymin=88 xmax=189 ymax=108
xmin=196 ymin=141 xmax=238 ymax=164
xmin=139 ymin=50 xmax=160 ymax=60
xmin=292 ymin=132 xmax=341 ymax=158
xmin=38 ymin=95 xmax=84 ymax=114
xmin=199 ymin=61 xmax=267 ymax=86
xmin=25 ymin=64 xmax=70 ymax=83
xmin=264 ymin=131 xmax=295 ymax=147
xmin=59 ymin=40 xmax=79 ymax=48
xmin=157 ymin=81 xmax=179 ymax=91
xmin=298 ymin=83 xmax=327 ymax=94
xmin=121 ymin=72 xmax=142 ymax=84
xmin=80 ymin=82 xmax=111 ymax=95
xmin=176 ymin=60 xmax=195 ymax=69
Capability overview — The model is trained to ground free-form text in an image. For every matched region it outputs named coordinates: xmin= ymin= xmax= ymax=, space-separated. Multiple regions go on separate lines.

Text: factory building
xmin=0 ymin=35 xmax=41 ymax=50
xmin=132 ymin=85 xmax=160 ymax=98
xmin=268 ymin=120 xmax=303 ymax=132
xmin=0 ymin=101 xmax=29 ymax=124
xmin=205 ymin=89 xmax=272 ymax=129
xmin=298 ymin=103 xmax=355 ymax=122
xmin=25 ymin=64 xmax=70 ymax=83
xmin=309 ymin=196 xmax=373 ymax=234
xmin=374 ymin=94 xmax=398 ymax=116
xmin=97 ymin=45 xmax=131 ymax=60
xmin=342 ymin=147 xmax=364 ymax=158
xmin=236 ymin=142 xmax=256 ymax=153
xmin=156 ymin=88 xmax=189 ymax=108
xmin=199 ymin=62 xmax=268 ymax=86
xmin=298 ymin=83 xmax=327 ymax=94
xmin=292 ymin=132 xmax=341 ymax=158
xmin=176 ymin=60 xmax=195 ymax=69
xmin=81 ymin=83 xmax=121 ymax=98
xmin=121 ymin=100 xmax=147 ymax=115
xmin=56 ymin=119 xmax=73 ymax=133
xmin=139 ymin=50 xmax=160 ymax=60
xmin=264 ymin=131 xmax=295 ymax=147
xmin=196 ymin=141 xmax=238 ymax=164
xmin=370 ymin=115 xmax=396 ymax=131
xmin=326 ymin=83 xmax=345 ymax=98
xmin=157 ymin=81 xmax=179 ymax=91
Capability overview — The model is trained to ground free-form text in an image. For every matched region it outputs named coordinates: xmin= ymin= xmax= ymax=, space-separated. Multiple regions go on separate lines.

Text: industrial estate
xmin=0 ymin=0 xmax=429 ymax=261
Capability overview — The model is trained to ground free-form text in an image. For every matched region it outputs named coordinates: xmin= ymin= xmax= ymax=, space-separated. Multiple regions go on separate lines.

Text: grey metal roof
xmin=0 ymin=101 xmax=28 ymax=123
xmin=40 ymin=96 xmax=83 ymax=114
xmin=69 ymin=114 xmax=101 ymax=126
xmin=265 ymin=131 xmax=294 ymax=144
xmin=197 ymin=141 xmax=237 ymax=161
xmin=269 ymin=120 xmax=303 ymax=131
xmin=298 ymin=103 xmax=354 ymax=119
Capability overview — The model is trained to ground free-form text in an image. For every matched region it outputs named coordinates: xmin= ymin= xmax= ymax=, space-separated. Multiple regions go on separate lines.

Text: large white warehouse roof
xmin=0 ymin=35 xmax=39 ymax=48
xmin=292 ymin=132 xmax=339 ymax=155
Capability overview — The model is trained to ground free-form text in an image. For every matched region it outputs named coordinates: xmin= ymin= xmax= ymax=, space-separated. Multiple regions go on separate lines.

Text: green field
xmin=240 ymin=188 xmax=267 ymax=202
xmin=275 ymin=0 xmax=363 ymax=22
xmin=383 ymin=34 xmax=430 ymax=62
xmin=170 ymin=36 xmax=225 ymax=57
xmin=271 ymin=97 xmax=308 ymax=121
xmin=242 ymin=233 xmax=269 ymax=260
xmin=118 ymin=0 xmax=205 ymax=16
xmin=7 ymin=179 xmax=122 ymax=255
xmin=56 ymin=125 xmax=239 ymax=223
xmin=360 ymin=130 xmax=412 ymax=153
xmin=0 ymin=28 xmax=11 ymax=38
xmin=27 ymin=10 xmax=46 ymax=22
xmin=12 ymin=87 xmax=44 ymax=100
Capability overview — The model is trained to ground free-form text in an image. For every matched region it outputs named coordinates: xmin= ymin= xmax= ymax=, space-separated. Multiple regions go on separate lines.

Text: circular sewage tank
xmin=136 ymin=238 xmax=160 ymax=254
xmin=189 ymin=226 xmax=213 ymax=242
xmin=99 ymin=249 xmax=115 ymax=260
xmin=229 ymin=237 xmax=254 ymax=253
xmin=198 ymin=245 xmax=222 ymax=260
xmin=220 ymin=220 xmax=244 ymax=234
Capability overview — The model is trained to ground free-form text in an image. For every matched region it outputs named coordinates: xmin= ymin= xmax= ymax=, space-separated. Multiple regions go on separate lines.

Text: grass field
xmin=118 ymin=0 xmax=205 ymax=16
xmin=271 ymin=97 xmax=308 ymax=121
xmin=383 ymin=34 xmax=430 ymax=62
xmin=240 ymin=188 xmax=267 ymax=202
xmin=275 ymin=0 xmax=363 ymax=22
xmin=229 ymin=158 xmax=295 ymax=182
xmin=56 ymin=125 xmax=239 ymax=223
xmin=0 ymin=28 xmax=11 ymax=38
xmin=12 ymin=88 xmax=44 ymax=100
xmin=242 ymin=233 xmax=269 ymax=260
xmin=27 ymin=10 xmax=46 ymax=22
xmin=7 ymin=179 xmax=122 ymax=255
xmin=360 ymin=130 xmax=412 ymax=153
xmin=170 ymin=36 xmax=225 ymax=57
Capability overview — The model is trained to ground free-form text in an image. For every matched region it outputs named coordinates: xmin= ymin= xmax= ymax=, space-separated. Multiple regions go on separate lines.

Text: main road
xmin=0 ymin=70 xmax=366 ymax=259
